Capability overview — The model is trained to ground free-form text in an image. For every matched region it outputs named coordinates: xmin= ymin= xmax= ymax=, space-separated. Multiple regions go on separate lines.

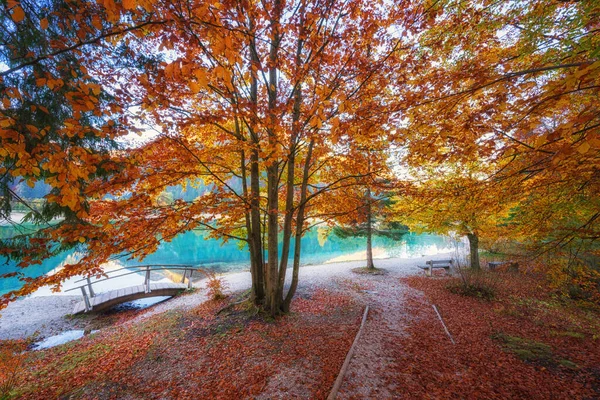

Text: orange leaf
xmin=123 ymin=0 xmax=136 ymax=10
xmin=189 ymin=81 xmax=201 ymax=94
xmin=11 ymin=6 xmax=25 ymax=23
xmin=40 ymin=17 xmax=48 ymax=30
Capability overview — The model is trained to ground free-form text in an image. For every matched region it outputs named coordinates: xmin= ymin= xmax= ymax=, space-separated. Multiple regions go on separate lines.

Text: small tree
xmin=334 ymin=194 xmax=407 ymax=270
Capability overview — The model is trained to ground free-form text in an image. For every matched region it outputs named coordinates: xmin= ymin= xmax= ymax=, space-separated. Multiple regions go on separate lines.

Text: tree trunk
xmin=278 ymin=16 xmax=305 ymax=305
xmin=247 ymin=15 xmax=264 ymax=305
xmin=365 ymin=187 xmax=375 ymax=269
xmin=466 ymin=232 xmax=480 ymax=270
xmin=283 ymin=138 xmax=314 ymax=312
xmin=266 ymin=0 xmax=282 ymax=316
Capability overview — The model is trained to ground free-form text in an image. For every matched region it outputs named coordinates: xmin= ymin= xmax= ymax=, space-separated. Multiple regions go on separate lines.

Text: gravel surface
xmin=0 ymin=295 xmax=83 ymax=340
xmin=0 ymin=253 xmax=455 ymax=343
xmin=336 ymin=262 xmax=425 ymax=399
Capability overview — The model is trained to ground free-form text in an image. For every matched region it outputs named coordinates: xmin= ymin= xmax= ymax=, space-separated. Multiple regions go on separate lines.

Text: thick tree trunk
xmin=466 ymin=232 xmax=480 ymax=270
xmin=365 ymin=187 xmax=375 ymax=269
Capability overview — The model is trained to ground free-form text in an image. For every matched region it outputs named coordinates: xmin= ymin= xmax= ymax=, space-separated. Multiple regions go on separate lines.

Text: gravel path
xmin=335 ymin=261 xmax=426 ymax=399
xmin=0 ymin=253 xmax=453 ymax=345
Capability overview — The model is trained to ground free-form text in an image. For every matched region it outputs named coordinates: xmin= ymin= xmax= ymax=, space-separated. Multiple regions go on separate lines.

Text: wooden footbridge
xmin=65 ymin=265 xmax=198 ymax=314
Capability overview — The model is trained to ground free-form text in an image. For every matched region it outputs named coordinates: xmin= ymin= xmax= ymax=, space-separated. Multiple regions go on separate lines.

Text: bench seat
xmin=418 ymin=259 xmax=454 ymax=277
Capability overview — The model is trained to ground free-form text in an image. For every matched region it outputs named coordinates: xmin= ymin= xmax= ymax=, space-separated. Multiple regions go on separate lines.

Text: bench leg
xmin=426 ymin=267 xmax=432 ymax=277
xmin=444 ymin=267 xmax=451 ymax=276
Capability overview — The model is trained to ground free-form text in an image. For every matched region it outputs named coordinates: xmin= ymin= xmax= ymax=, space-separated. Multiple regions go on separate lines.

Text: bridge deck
xmin=72 ymin=282 xmax=187 ymax=314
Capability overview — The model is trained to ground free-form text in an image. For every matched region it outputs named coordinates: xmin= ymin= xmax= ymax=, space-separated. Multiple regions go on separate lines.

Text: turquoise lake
xmin=0 ymin=226 xmax=460 ymax=295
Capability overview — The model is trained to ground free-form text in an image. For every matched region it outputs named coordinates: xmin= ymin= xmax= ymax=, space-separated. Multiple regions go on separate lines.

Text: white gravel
xmin=0 ymin=252 xmax=455 ymax=341
xmin=0 ymin=295 xmax=83 ymax=340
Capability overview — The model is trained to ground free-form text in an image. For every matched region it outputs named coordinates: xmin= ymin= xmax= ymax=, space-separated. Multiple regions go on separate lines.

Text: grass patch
xmin=351 ymin=267 xmax=387 ymax=275
xmin=558 ymin=359 xmax=579 ymax=369
xmin=493 ymin=333 xmax=553 ymax=364
xmin=493 ymin=333 xmax=579 ymax=369
xmin=480 ymin=251 xmax=514 ymax=261
xmin=550 ymin=330 xmax=585 ymax=339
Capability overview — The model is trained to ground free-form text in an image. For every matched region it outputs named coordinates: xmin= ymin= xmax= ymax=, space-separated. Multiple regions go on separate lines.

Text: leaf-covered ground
xmin=390 ymin=274 xmax=600 ymax=399
xmin=2 ymin=269 xmax=599 ymax=399
xmin=4 ymin=288 xmax=362 ymax=399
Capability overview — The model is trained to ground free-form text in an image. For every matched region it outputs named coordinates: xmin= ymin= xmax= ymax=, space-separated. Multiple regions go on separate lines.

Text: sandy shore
xmin=0 ymin=253 xmax=455 ymax=341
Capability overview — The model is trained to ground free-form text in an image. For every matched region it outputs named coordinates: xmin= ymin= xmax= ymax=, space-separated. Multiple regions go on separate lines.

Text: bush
xmin=196 ymin=268 xmax=228 ymax=300
xmin=0 ymin=340 xmax=27 ymax=400
xmin=448 ymin=265 xmax=499 ymax=300
xmin=206 ymin=275 xmax=228 ymax=300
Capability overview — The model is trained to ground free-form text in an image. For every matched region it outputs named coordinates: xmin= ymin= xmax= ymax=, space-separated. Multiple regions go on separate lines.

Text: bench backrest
xmin=426 ymin=259 xmax=454 ymax=266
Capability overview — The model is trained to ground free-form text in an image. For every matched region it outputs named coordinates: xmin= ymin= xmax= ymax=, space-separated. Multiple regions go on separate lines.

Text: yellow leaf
xmin=40 ymin=17 xmax=48 ymax=30
xmin=92 ymin=15 xmax=103 ymax=30
xmin=577 ymin=142 xmax=590 ymax=154
xmin=11 ymin=6 xmax=25 ymax=23
xmin=331 ymin=117 xmax=340 ymax=129
xmin=535 ymin=136 xmax=545 ymax=148
xmin=0 ymin=118 xmax=13 ymax=128
xmin=78 ymin=237 xmax=86 ymax=243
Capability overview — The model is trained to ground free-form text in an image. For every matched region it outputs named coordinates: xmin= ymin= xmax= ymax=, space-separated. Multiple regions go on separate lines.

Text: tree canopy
xmin=1 ymin=0 xmax=599 ymax=311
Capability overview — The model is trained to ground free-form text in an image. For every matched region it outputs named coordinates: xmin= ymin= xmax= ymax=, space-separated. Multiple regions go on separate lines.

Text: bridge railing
xmin=64 ymin=264 xmax=198 ymax=312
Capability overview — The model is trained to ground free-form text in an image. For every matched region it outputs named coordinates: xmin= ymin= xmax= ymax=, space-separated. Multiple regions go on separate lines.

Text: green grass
xmin=493 ymin=333 xmax=579 ymax=369
xmin=550 ymin=330 xmax=585 ymax=339
xmin=493 ymin=333 xmax=553 ymax=363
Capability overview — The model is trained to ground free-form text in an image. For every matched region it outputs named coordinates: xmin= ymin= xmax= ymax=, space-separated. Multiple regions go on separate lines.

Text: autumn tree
xmin=101 ymin=0 xmax=416 ymax=316
xmin=0 ymin=0 xmax=176 ymax=302
xmin=393 ymin=163 xmax=515 ymax=269
xmin=393 ymin=0 xmax=600 ymax=281
xmin=1 ymin=0 xmax=424 ymax=316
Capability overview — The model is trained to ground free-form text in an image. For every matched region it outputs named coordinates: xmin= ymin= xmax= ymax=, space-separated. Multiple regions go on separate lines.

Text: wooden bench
xmin=488 ymin=261 xmax=503 ymax=271
xmin=418 ymin=259 xmax=454 ymax=276
xmin=488 ymin=261 xmax=519 ymax=272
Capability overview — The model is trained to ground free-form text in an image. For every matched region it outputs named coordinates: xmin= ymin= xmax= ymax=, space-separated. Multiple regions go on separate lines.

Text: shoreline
xmin=0 ymin=252 xmax=457 ymax=341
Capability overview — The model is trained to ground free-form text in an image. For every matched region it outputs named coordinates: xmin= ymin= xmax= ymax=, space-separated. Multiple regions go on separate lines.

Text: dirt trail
xmin=336 ymin=268 xmax=425 ymax=399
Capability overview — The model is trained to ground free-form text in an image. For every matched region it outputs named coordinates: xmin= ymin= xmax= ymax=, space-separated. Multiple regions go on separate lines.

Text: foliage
xmin=199 ymin=269 xmax=228 ymax=301
xmin=0 ymin=340 xmax=27 ymax=400
xmin=544 ymin=257 xmax=600 ymax=304
xmin=394 ymin=0 xmax=600 ymax=279
xmin=1 ymin=0 xmax=599 ymax=313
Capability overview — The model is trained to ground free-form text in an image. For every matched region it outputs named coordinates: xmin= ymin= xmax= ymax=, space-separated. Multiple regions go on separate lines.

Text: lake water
xmin=0 ymin=226 xmax=460 ymax=296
